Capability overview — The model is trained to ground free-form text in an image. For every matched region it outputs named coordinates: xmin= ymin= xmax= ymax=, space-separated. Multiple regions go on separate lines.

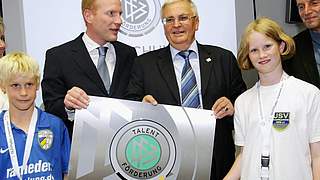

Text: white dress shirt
xmin=82 ymin=33 xmax=117 ymax=84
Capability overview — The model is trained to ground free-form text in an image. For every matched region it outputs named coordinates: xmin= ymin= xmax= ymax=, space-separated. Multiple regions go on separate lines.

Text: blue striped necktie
xmin=97 ymin=47 xmax=110 ymax=92
xmin=179 ymin=50 xmax=201 ymax=108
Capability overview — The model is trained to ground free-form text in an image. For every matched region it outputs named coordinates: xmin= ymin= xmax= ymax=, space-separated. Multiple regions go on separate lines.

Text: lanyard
xmin=257 ymin=73 xmax=288 ymax=179
xmin=4 ymin=107 xmax=38 ymax=180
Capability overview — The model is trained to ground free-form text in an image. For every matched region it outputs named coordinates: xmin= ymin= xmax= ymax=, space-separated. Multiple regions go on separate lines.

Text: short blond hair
xmin=0 ymin=52 xmax=40 ymax=88
xmin=81 ymin=0 xmax=97 ymax=14
xmin=161 ymin=0 xmax=198 ymax=18
xmin=237 ymin=17 xmax=295 ymax=70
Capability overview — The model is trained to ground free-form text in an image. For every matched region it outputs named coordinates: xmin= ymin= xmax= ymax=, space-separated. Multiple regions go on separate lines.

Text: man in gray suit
xmin=42 ymin=0 xmax=137 ymax=136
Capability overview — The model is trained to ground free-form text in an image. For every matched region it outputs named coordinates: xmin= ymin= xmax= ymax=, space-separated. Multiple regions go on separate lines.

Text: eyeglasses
xmin=162 ymin=15 xmax=197 ymax=25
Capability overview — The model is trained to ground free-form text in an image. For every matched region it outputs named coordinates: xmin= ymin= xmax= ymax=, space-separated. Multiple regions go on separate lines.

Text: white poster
xmin=69 ymin=97 xmax=216 ymax=179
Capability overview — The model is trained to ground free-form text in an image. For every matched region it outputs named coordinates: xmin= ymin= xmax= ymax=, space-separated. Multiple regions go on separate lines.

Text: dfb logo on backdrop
xmin=120 ymin=0 xmax=161 ymax=37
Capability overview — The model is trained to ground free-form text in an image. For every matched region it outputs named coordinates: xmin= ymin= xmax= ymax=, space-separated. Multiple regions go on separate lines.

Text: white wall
xmin=235 ymin=0 xmax=258 ymax=88
xmin=2 ymin=0 xmax=26 ymax=52
xmin=255 ymin=0 xmax=304 ymax=36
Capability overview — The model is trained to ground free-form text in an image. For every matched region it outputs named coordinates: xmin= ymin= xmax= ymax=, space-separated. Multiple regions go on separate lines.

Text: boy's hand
xmin=64 ymin=87 xmax=89 ymax=110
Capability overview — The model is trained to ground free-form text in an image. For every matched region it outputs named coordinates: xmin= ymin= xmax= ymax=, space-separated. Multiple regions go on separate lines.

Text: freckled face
xmin=248 ymin=31 xmax=285 ymax=75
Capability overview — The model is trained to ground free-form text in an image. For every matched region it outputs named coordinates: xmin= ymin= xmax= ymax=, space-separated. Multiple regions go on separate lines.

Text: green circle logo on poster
xmin=110 ymin=120 xmax=176 ymax=179
xmin=126 ymin=134 xmax=161 ymax=170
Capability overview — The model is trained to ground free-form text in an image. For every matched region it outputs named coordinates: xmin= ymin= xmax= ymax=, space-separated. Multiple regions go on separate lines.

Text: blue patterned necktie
xmin=97 ymin=47 xmax=110 ymax=92
xmin=179 ymin=50 xmax=201 ymax=108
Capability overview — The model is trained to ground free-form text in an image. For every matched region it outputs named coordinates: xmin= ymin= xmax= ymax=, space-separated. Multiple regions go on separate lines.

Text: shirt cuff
xmin=65 ymin=107 xmax=75 ymax=121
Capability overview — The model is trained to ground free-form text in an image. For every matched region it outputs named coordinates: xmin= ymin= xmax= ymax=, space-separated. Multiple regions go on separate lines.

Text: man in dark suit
xmin=41 ymin=0 xmax=137 ymax=136
xmin=126 ymin=0 xmax=246 ymax=179
xmin=283 ymin=0 xmax=320 ymax=89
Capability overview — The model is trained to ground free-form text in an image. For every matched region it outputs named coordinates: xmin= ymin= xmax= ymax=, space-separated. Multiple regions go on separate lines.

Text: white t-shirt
xmin=234 ymin=76 xmax=320 ymax=180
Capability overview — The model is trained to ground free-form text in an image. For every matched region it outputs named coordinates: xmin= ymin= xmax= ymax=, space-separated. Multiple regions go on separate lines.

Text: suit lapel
xmin=110 ymin=42 xmax=123 ymax=96
xmin=198 ymin=43 xmax=214 ymax=95
xmin=157 ymin=46 xmax=181 ymax=104
xmin=300 ymin=31 xmax=320 ymax=84
xmin=71 ymin=34 xmax=108 ymax=95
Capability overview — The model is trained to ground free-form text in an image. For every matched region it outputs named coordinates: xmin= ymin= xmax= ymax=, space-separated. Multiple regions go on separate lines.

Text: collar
xmin=35 ymin=108 xmax=50 ymax=130
xmin=310 ymin=30 xmax=320 ymax=47
xmin=82 ymin=33 xmax=111 ymax=52
xmin=0 ymin=111 xmax=6 ymax=134
xmin=0 ymin=108 xmax=49 ymax=134
xmin=170 ymin=40 xmax=199 ymax=61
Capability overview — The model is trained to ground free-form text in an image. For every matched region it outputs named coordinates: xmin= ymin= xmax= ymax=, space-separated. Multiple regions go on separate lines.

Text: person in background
xmin=224 ymin=17 xmax=320 ymax=180
xmin=0 ymin=52 xmax=70 ymax=180
xmin=41 ymin=0 xmax=137 ymax=137
xmin=282 ymin=0 xmax=320 ymax=89
xmin=0 ymin=16 xmax=8 ymax=110
xmin=0 ymin=17 xmax=5 ymax=58
xmin=126 ymin=0 xmax=247 ymax=179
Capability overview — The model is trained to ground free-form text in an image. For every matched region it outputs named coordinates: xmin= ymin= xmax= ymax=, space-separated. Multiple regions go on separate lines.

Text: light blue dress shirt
xmin=310 ymin=30 xmax=320 ymax=77
xmin=169 ymin=40 xmax=203 ymax=108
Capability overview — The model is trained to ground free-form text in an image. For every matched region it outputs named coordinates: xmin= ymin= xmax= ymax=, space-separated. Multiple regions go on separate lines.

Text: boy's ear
xmin=0 ymin=84 xmax=5 ymax=93
xmin=1 ymin=88 xmax=6 ymax=94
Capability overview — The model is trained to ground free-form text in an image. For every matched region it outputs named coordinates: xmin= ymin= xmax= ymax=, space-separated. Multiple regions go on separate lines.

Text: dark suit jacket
xmin=126 ymin=43 xmax=247 ymax=180
xmin=283 ymin=29 xmax=320 ymax=89
xmin=41 ymin=33 xmax=137 ymax=135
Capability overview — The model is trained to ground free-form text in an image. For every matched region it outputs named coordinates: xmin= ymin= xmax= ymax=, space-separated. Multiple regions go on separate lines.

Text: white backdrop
xmin=3 ymin=0 xmax=237 ymax=105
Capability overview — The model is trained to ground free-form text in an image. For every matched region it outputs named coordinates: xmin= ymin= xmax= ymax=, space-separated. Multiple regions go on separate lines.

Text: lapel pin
xmin=206 ymin=58 xmax=212 ymax=62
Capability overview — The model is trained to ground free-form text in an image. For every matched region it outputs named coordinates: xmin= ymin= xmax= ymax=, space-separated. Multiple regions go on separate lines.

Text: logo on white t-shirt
xmin=273 ymin=112 xmax=290 ymax=131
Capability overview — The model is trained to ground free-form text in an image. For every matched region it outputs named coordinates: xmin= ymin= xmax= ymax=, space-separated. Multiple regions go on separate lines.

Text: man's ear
xmin=195 ymin=16 xmax=199 ymax=31
xmin=83 ymin=9 xmax=94 ymax=24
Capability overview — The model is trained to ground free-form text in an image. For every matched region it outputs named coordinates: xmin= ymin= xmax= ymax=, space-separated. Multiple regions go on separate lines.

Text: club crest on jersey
xmin=38 ymin=129 xmax=53 ymax=150
xmin=273 ymin=112 xmax=290 ymax=131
